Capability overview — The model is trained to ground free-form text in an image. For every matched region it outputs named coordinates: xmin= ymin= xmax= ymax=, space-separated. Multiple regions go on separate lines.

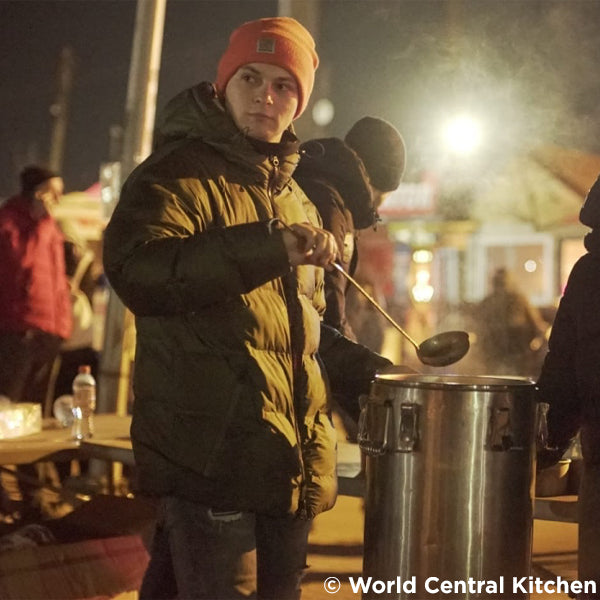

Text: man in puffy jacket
xmin=537 ymin=174 xmax=600 ymax=598
xmin=0 ymin=165 xmax=72 ymax=520
xmin=103 ymin=17 xmax=392 ymax=600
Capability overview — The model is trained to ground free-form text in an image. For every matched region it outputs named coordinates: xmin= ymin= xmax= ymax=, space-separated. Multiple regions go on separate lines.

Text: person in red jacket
xmin=0 ymin=165 xmax=72 ymax=521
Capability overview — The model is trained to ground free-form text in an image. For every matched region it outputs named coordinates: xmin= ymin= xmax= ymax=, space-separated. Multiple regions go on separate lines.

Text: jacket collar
xmin=294 ymin=137 xmax=377 ymax=229
xmin=2 ymin=194 xmax=52 ymax=225
xmin=153 ymin=82 xmax=301 ymax=188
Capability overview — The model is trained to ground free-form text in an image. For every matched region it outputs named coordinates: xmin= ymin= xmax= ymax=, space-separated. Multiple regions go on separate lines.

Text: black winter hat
xmin=580 ymin=174 xmax=600 ymax=229
xmin=344 ymin=116 xmax=406 ymax=192
xmin=20 ymin=165 xmax=59 ymax=195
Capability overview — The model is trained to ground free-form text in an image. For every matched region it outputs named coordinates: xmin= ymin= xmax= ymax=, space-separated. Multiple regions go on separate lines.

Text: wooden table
xmin=0 ymin=414 xmax=132 ymax=466
xmin=0 ymin=414 xmax=132 ymax=496
xmin=0 ymin=417 xmax=578 ymax=522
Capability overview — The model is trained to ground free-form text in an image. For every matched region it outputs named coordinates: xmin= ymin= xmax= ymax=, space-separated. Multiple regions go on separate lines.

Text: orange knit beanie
xmin=215 ymin=17 xmax=319 ymax=119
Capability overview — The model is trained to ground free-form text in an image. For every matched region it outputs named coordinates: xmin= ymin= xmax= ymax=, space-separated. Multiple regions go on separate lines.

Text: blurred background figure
xmin=0 ymin=165 xmax=72 ymax=522
xmin=537 ymin=174 xmax=600 ymax=598
xmin=51 ymin=219 xmax=103 ymax=490
xmin=345 ymin=279 xmax=388 ymax=354
xmin=54 ymin=219 xmax=100 ymax=398
xmin=474 ymin=267 xmax=547 ymax=377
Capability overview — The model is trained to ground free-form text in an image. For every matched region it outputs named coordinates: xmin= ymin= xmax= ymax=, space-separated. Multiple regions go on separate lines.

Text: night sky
xmin=2 ymin=0 xmax=600 ymax=197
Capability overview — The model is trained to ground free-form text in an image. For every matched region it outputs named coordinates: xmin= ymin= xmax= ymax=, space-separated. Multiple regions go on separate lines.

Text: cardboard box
xmin=0 ymin=534 xmax=149 ymax=599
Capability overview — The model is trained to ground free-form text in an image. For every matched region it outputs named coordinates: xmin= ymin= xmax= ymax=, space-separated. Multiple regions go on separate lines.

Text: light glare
xmin=411 ymin=269 xmax=434 ymax=303
xmin=312 ymin=98 xmax=335 ymax=127
xmin=443 ymin=115 xmax=483 ymax=155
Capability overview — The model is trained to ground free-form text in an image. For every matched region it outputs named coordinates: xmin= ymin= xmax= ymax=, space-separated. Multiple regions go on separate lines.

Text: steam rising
xmin=324 ymin=1 xmax=600 ymax=178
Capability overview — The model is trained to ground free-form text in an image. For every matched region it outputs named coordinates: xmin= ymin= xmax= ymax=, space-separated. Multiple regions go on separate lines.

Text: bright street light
xmin=443 ymin=114 xmax=483 ymax=155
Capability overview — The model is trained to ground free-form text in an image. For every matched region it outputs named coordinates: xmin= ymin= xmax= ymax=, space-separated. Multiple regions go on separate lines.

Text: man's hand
xmin=281 ymin=222 xmax=338 ymax=268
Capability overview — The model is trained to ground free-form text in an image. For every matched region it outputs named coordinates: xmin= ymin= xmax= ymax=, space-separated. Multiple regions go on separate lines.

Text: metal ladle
xmin=330 ymin=263 xmax=470 ymax=367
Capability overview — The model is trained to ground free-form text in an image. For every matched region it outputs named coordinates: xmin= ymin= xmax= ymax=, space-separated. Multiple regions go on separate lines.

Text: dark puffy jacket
xmin=294 ymin=138 xmax=375 ymax=339
xmin=537 ymin=227 xmax=600 ymax=466
xmin=103 ymin=83 xmax=338 ymax=517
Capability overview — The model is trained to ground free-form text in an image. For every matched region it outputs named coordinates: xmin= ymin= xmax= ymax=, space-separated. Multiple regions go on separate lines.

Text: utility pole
xmin=119 ymin=0 xmax=167 ymax=179
xmin=48 ymin=46 xmax=75 ymax=173
xmin=98 ymin=0 xmax=166 ymax=415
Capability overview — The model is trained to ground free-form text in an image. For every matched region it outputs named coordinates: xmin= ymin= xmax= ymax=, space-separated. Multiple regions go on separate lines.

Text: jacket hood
xmin=580 ymin=174 xmax=600 ymax=254
xmin=154 ymin=82 xmax=238 ymax=149
xmin=580 ymin=174 xmax=600 ymax=229
xmin=153 ymin=82 xmax=301 ymax=189
xmin=294 ymin=138 xmax=376 ymax=229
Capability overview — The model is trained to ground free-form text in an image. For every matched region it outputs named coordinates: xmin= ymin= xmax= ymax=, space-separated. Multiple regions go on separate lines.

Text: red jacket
xmin=0 ymin=195 xmax=72 ymax=339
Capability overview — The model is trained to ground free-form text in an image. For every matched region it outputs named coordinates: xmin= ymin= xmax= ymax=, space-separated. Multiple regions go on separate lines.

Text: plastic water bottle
xmin=71 ymin=365 xmax=96 ymax=440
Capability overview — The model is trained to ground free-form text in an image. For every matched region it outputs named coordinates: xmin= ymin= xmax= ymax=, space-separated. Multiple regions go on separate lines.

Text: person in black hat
xmin=537 ymin=173 xmax=600 ymax=597
xmin=0 ymin=165 xmax=72 ymax=521
xmin=0 ymin=165 xmax=71 ymax=402
xmin=294 ymin=116 xmax=406 ymax=344
xmin=293 ymin=117 xmax=406 ymax=437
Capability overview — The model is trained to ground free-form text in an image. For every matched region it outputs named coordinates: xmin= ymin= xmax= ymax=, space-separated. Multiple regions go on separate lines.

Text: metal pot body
xmin=360 ymin=374 xmax=537 ymax=600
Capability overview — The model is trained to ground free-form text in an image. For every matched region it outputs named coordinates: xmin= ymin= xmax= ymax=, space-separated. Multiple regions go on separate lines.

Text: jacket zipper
xmin=268 ymin=155 xmax=280 ymax=198
xmin=268 ymin=154 xmax=309 ymax=519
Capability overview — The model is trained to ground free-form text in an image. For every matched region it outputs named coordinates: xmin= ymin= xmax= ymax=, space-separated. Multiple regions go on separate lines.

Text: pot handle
xmin=358 ymin=397 xmax=391 ymax=456
xmin=488 ymin=406 xmax=514 ymax=451
xmin=398 ymin=403 xmax=419 ymax=452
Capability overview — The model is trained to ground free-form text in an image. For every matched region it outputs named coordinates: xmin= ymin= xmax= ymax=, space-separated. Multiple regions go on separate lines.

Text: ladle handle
xmin=330 ymin=263 xmax=420 ymax=350
xmin=277 ymin=221 xmax=420 ymax=350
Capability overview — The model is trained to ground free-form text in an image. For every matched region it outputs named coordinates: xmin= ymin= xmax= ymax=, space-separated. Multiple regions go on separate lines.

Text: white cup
xmin=53 ymin=395 xmax=74 ymax=427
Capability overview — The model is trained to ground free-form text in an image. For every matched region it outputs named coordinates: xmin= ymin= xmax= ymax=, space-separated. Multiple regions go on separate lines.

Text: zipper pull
xmin=268 ymin=155 xmax=280 ymax=199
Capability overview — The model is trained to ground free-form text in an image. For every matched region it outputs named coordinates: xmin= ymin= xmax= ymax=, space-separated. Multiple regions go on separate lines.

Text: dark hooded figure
xmin=537 ymin=173 xmax=600 ymax=596
xmin=294 ymin=117 xmax=406 ymax=343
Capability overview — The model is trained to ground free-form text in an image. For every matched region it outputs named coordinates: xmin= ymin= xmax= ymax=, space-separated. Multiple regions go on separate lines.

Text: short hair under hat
xmin=20 ymin=165 xmax=59 ymax=195
xmin=215 ymin=17 xmax=319 ymax=119
xmin=345 ymin=117 xmax=406 ymax=192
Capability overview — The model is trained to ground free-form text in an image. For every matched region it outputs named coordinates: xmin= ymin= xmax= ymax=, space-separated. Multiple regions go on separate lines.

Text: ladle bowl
xmin=416 ymin=330 xmax=470 ymax=367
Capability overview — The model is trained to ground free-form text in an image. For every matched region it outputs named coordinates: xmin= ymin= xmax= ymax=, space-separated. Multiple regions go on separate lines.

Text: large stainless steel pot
xmin=360 ymin=374 xmax=537 ymax=600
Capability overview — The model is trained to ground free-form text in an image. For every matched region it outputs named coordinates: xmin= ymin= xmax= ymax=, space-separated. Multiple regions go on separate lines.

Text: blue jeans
xmin=139 ymin=496 xmax=311 ymax=600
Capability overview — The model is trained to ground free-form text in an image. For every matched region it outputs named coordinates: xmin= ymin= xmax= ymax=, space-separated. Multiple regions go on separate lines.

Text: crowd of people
xmin=1 ymin=13 xmax=598 ymax=600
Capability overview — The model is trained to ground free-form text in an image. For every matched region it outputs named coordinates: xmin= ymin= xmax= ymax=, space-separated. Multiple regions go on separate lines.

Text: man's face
xmin=369 ymin=184 xmax=392 ymax=211
xmin=225 ymin=63 xmax=299 ymax=143
xmin=31 ymin=176 xmax=64 ymax=219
